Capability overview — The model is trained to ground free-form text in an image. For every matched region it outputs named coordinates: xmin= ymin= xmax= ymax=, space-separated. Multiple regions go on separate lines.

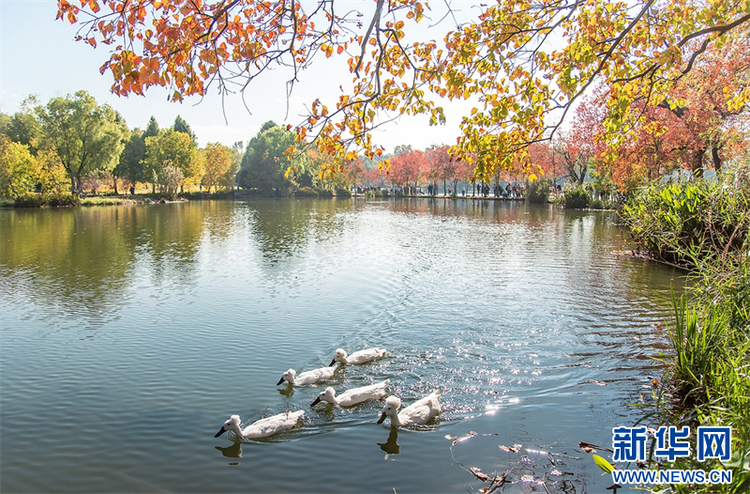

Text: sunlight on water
xmin=0 ymin=199 xmax=684 ymax=493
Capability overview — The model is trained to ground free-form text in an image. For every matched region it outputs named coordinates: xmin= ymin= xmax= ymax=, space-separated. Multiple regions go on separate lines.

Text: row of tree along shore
xmin=0 ymin=90 xmax=618 ymax=209
xmin=0 ymin=91 xmax=549 ymax=206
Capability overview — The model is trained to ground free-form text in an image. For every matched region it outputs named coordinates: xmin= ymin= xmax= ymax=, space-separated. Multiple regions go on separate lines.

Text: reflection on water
xmin=0 ymin=198 xmax=685 ymax=493
xmin=378 ymin=429 xmax=401 ymax=456
xmin=216 ymin=441 xmax=243 ymax=459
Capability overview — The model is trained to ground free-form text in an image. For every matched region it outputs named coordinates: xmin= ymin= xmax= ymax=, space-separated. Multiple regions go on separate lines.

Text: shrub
xmin=294 ymin=187 xmax=319 ymax=197
xmin=563 ymin=185 xmax=590 ymax=209
xmin=14 ymin=193 xmax=80 ymax=208
xmin=620 ymin=178 xmax=747 ymax=267
xmin=47 ymin=193 xmax=81 ymax=207
xmin=525 ymin=178 xmax=551 ymax=204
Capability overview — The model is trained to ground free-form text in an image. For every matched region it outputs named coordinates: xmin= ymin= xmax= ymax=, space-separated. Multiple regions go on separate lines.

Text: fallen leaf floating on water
xmin=446 ymin=431 xmax=478 ymax=445
xmin=498 ymin=444 xmax=523 ymax=452
xmin=588 ymin=380 xmax=607 ymax=386
xmin=578 ymin=441 xmax=597 ymax=453
xmin=578 ymin=441 xmax=614 ymax=453
xmin=470 ymin=467 xmax=489 ymax=482
xmin=549 ymin=469 xmax=563 ymax=476
xmin=521 ymin=474 xmax=545 ymax=485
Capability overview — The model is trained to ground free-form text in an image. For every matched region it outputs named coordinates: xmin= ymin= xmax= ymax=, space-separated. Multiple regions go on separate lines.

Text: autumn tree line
xmin=0 ymin=91 xmax=521 ymax=204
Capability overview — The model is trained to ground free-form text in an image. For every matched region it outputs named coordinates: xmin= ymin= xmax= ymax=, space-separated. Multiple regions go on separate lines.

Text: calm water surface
xmin=0 ymin=198 xmax=683 ymax=493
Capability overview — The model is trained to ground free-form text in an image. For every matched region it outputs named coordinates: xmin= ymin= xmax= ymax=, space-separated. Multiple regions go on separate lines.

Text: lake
xmin=0 ymin=198 xmax=682 ymax=493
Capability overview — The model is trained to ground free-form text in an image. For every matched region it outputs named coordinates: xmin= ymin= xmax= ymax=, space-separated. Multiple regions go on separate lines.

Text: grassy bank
xmin=1 ymin=191 xmax=236 ymax=208
xmin=621 ymin=167 xmax=750 ymax=493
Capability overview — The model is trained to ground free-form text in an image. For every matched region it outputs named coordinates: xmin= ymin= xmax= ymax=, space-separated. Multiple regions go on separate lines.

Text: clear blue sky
xmin=0 ymin=0 xmax=472 ymax=151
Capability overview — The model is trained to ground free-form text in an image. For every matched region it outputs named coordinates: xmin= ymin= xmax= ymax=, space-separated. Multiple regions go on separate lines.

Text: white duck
xmin=376 ymin=391 xmax=441 ymax=428
xmin=276 ymin=366 xmax=335 ymax=386
xmin=215 ymin=411 xmax=304 ymax=440
xmin=329 ymin=348 xmax=386 ymax=366
xmin=310 ymin=380 xmax=390 ymax=407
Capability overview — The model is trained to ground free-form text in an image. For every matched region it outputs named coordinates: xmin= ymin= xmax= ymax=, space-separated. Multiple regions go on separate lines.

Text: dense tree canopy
xmin=34 ymin=90 xmax=128 ymax=194
xmin=2 ymin=102 xmax=42 ymax=155
xmin=173 ymin=115 xmax=197 ymax=143
xmin=58 ymin=0 xmax=750 ymax=181
xmin=0 ymin=138 xmax=39 ymax=198
xmin=115 ymin=128 xmax=146 ymax=186
xmin=0 ymin=138 xmax=69 ymax=198
xmin=201 ymin=142 xmax=237 ymax=192
xmin=237 ymin=122 xmax=303 ymax=195
xmin=389 ymin=149 xmax=426 ymax=188
xmin=143 ymin=128 xmax=200 ymax=194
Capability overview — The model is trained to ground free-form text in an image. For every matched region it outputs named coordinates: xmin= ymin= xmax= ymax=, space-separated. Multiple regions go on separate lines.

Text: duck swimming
xmin=377 ymin=391 xmax=441 ymax=428
xmin=215 ymin=411 xmax=305 ymax=440
xmin=276 ymin=366 xmax=335 ymax=386
xmin=329 ymin=348 xmax=386 ymax=366
xmin=310 ymin=380 xmax=390 ymax=407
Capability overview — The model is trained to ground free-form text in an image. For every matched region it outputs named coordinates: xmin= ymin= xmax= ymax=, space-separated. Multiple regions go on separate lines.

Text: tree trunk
xmin=577 ymin=165 xmax=586 ymax=185
xmin=693 ymin=149 xmax=706 ymax=178
xmin=712 ymin=146 xmax=722 ymax=173
xmin=113 ymin=178 xmax=119 ymax=195
xmin=70 ymin=174 xmax=83 ymax=195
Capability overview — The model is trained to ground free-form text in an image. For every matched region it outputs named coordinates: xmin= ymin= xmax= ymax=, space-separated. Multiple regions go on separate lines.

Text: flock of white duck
xmin=215 ymin=347 xmax=442 ymax=441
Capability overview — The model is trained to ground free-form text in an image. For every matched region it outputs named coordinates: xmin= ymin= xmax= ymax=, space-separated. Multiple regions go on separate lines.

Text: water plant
xmin=13 ymin=193 xmax=80 ymax=207
xmin=622 ymin=164 xmax=750 ymax=493
xmin=621 ymin=173 xmax=749 ymax=267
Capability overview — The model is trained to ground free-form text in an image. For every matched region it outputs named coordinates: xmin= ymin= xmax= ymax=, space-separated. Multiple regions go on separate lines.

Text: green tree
xmin=2 ymin=100 xmax=43 ymax=155
xmin=36 ymin=148 xmax=71 ymax=194
xmin=393 ymin=144 xmax=413 ymax=157
xmin=0 ymin=113 xmax=10 ymax=136
xmin=237 ymin=122 xmax=300 ymax=195
xmin=143 ymin=128 xmax=198 ymax=195
xmin=114 ymin=128 xmax=146 ymax=193
xmin=35 ymin=90 xmax=128 ymax=195
xmin=173 ymin=115 xmax=197 ymax=143
xmin=0 ymin=138 xmax=40 ymax=198
xmin=144 ymin=116 xmax=160 ymax=139
xmin=137 ymin=116 xmax=161 ymax=192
